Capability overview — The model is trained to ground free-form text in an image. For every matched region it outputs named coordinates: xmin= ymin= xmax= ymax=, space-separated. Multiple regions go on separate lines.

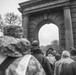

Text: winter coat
xmin=32 ymin=51 xmax=53 ymax=75
xmin=60 ymin=61 xmax=76 ymax=75
xmin=4 ymin=54 xmax=46 ymax=75
xmin=0 ymin=36 xmax=46 ymax=75
xmin=54 ymin=58 xmax=74 ymax=75
xmin=54 ymin=51 xmax=74 ymax=75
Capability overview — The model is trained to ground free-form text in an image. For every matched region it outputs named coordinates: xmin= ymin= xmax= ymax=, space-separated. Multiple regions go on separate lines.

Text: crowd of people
xmin=0 ymin=25 xmax=76 ymax=75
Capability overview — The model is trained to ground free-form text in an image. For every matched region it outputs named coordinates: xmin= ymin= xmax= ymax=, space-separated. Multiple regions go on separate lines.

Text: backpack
xmin=0 ymin=56 xmax=17 ymax=75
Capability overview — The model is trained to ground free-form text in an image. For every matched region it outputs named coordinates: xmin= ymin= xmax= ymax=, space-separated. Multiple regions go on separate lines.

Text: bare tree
xmin=4 ymin=12 xmax=22 ymax=26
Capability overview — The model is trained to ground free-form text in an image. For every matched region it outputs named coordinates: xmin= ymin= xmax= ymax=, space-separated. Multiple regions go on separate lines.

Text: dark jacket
xmin=32 ymin=49 xmax=53 ymax=75
xmin=60 ymin=61 xmax=76 ymax=75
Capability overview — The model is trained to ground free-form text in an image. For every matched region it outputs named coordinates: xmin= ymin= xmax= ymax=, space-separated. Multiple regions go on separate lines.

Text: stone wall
xmin=71 ymin=1 xmax=76 ymax=48
xmin=28 ymin=10 xmax=65 ymax=49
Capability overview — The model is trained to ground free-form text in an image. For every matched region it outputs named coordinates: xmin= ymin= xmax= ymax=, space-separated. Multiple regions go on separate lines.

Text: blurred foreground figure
xmin=0 ymin=25 xmax=46 ymax=75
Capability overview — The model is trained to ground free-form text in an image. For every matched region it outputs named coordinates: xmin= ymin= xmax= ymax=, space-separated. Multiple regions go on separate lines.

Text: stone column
xmin=64 ymin=6 xmax=74 ymax=50
xmin=22 ymin=14 xmax=29 ymax=38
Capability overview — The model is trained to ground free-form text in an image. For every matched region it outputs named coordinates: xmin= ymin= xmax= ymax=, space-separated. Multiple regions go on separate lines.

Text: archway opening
xmin=38 ymin=23 xmax=59 ymax=46
xmin=38 ymin=23 xmax=59 ymax=54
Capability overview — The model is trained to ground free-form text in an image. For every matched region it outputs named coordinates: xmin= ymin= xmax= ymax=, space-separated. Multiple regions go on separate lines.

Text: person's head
xmin=61 ymin=50 xmax=70 ymax=58
xmin=48 ymin=47 xmax=53 ymax=52
xmin=31 ymin=40 xmax=39 ymax=50
xmin=31 ymin=40 xmax=43 ymax=54
xmin=3 ymin=25 xmax=23 ymax=38
xmin=55 ymin=53 xmax=61 ymax=61
xmin=32 ymin=40 xmax=39 ymax=46
xmin=46 ymin=47 xmax=53 ymax=56
xmin=70 ymin=48 xmax=76 ymax=56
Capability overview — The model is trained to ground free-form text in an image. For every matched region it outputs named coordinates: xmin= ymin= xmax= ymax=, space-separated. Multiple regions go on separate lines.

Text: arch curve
xmin=28 ymin=12 xmax=65 ymax=49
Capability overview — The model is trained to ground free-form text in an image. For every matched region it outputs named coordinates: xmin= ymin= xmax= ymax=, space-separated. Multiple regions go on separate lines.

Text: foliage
xmin=4 ymin=12 xmax=22 ymax=26
xmin=40 ymin=44 xmax=52 ymax=55
xmin=40 ymin=45 xmax=47 ymax=54
xmin=0 ymin=15 xmax=5 ymax=30
xmin=51 ymin=40 xmax=60 ymax=53
xmin=40 ymin=40 xmax=60 ymax=55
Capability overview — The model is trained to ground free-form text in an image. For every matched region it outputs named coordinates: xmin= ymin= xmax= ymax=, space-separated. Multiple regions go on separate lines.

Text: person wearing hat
xmin=0 ymin=25 xmax=46 ymax=75
xmin=31 ymin=40 xmax=43 ymax=54
xmin=31 ymin=40 xmax=53 ymax=75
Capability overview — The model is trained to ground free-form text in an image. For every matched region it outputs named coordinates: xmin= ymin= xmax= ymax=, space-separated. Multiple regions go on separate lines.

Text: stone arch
xmin=19 ymin=0 xmax=75 ymax=50
xmin=28 ymin=12 xmax=65 ymax=48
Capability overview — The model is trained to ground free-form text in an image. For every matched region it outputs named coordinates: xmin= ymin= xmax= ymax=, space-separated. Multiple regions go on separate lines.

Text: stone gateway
xmin=18 ymin=0 xmax=76 ymax=50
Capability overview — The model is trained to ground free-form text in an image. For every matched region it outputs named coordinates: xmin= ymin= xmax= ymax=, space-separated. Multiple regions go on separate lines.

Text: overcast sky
xmin=0 ymin=0 xmax=59 ymax=46
xmin=39 ymin=24 xmax=59 ymax=46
